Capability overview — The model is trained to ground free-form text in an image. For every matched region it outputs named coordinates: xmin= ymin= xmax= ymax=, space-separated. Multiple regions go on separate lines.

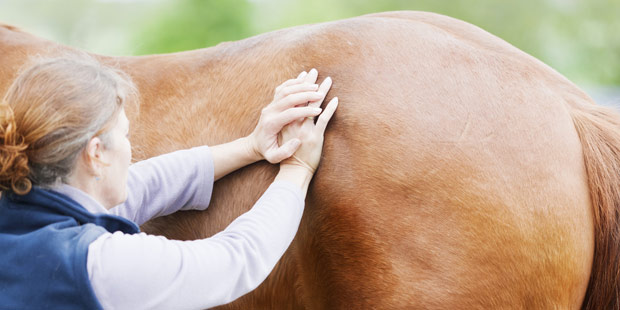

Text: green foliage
xmin=246 ymin=0 xmax=620 ymax=86
xmin=132 ymin=0 xmax=252 ymax=54
xmin=0 ymin=0 xmax=618 ymax=86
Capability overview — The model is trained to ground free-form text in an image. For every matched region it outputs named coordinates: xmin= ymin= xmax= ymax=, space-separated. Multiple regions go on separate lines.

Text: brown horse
xmin=1 ymin=11 xmax=618 ymax=309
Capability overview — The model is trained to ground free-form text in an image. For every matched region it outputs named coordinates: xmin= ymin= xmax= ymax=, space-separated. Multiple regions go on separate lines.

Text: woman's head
xmin=0 ymin=55 xmax=136 ymax=206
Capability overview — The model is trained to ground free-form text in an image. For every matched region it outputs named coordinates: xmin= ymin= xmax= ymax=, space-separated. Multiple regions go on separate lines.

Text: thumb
xmin=266 ymin=138 xmax=301 ymax=163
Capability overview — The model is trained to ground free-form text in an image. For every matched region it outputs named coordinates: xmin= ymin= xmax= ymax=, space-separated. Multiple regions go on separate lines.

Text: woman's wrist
xmin=211 ymin=136 xmax=262 ymax=181
xmin=241 ymin=134 xmax=263 ymax=163
xmin=274 ymin=164 xmax=314 ymax=197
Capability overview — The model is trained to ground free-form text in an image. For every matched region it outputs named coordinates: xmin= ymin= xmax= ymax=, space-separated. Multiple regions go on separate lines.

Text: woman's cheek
xmin=126 ymin=138 xmax=132 ymax=164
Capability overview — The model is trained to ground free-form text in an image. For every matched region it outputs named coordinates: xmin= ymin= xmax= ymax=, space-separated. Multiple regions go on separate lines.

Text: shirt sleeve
xmin=108 ymin=146 xmax=214 ymax=225
xmin=86 ymin=181 xmax=304 ymax=310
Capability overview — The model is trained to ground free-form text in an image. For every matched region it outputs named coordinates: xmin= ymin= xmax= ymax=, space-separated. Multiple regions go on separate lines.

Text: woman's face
xmin=99 ymin=109 xmax=132 ymax=208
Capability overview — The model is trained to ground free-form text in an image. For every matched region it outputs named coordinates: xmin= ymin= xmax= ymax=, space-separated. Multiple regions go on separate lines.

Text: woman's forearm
xmin=210 ymin=136 xmax=262 ymax=181
xmin=87 ymin=180 xmax=305 ymax=309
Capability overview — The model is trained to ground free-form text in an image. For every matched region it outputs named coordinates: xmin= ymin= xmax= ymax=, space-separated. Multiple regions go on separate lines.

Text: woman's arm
xmin=88 ymin=71 xmax=338 ymax=309
xmin=209 ymin=136 xmax=260 ymax=181
xmin=110 ymin=70 xmax=330 ymax=223
xmin=87 ymin=180 xmax=305 ymax=309
xmin=109 ymin=146 xmax=214 ymax=225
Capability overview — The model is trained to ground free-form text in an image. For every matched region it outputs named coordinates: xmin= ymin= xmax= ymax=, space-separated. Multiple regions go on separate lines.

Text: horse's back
xmin=288 ymin=11 xmax=593 ymax=308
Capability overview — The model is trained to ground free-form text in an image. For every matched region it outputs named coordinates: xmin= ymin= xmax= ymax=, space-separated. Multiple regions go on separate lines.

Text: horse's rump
xmin=281 ymin=12 xmax=595 ymax=308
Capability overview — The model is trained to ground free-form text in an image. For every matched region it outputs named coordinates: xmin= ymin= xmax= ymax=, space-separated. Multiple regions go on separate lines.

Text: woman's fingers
xmin=308 ymin=76 xmax=332 ymax=108
xmin=303 ymin=68 xmax=319 ymax=85
xmin=272 ymin=91 xmax=325 ymax=111
xmin=315 ymin=97 xmax=339 ymax=134
xmin=265 ymin=138 xmax=301 ymax=163
xmin=276 ymin=83 xmax=319 ymax=103
xmin=273 ymin=106 xmax=322 ymax=129
xmin=274 ymin=72 xmax=307 ymax=99
xmin=275 ymin=77 xmax=303 ymax=93
xmin=273 ymin=69 xmax=331 ymax=108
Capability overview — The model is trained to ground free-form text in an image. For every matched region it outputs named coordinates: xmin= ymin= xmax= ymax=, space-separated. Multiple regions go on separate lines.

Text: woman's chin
xmin=116 ymin=192 xmax=128 ymax=206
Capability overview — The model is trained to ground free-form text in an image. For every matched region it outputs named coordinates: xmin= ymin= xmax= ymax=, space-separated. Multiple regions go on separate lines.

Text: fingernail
xmin=313 ymin=108 xmax=322 ymax=113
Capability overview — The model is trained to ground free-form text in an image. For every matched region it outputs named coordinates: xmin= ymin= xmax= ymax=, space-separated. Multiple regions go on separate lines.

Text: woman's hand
xmin=248 ymin=70 xmax=327 ymax=164
xmin=279 ymin=70 xmax=338 ymax=174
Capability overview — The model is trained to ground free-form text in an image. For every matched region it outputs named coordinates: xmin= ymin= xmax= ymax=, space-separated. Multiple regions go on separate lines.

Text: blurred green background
xmin=1 ymin=0 xmax=619 ymax=103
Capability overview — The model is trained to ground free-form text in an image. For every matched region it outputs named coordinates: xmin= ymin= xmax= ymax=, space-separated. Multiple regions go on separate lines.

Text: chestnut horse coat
xmin=1 ymin=11 xmax=618 ymax=310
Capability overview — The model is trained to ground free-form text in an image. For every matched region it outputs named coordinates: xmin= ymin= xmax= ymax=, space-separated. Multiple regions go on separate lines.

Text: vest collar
xmin=5 ymin=187 xmax=139 ymax=234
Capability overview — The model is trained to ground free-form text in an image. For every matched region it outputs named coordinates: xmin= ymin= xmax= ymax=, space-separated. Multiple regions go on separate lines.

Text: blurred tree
xmin=0 ymin=0 xmax=618 ymax=86
xmin=132 ymin=0 xmax=252 ymax=54
xmin=248 ymin=0 xmax=620 ymax=86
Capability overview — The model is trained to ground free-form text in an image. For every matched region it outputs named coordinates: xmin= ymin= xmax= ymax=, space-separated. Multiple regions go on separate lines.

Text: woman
xmin=0 ymin=56 xmax=338 ymax=309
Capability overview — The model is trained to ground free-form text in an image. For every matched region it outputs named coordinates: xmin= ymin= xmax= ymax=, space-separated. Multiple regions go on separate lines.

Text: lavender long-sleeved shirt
xmin=52 ymin=146 xmax=305 ymax=310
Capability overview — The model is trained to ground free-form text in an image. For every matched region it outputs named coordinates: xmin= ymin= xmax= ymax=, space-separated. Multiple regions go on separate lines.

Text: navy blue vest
xmin=0 ymin=187 xmax=140 ymax=309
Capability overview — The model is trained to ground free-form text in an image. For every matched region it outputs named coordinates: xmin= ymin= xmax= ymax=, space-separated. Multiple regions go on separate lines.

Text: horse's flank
xmin=1 ymin=11 xmax=618 ymax=309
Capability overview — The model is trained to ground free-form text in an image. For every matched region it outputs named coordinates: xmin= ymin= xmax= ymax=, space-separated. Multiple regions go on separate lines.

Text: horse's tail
xmin=570 ymin=102 xmax=620 ymax=310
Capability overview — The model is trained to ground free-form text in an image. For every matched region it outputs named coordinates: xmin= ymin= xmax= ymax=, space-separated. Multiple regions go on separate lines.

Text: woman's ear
xmin=84 ymin=136 xmax=105 ymax=178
